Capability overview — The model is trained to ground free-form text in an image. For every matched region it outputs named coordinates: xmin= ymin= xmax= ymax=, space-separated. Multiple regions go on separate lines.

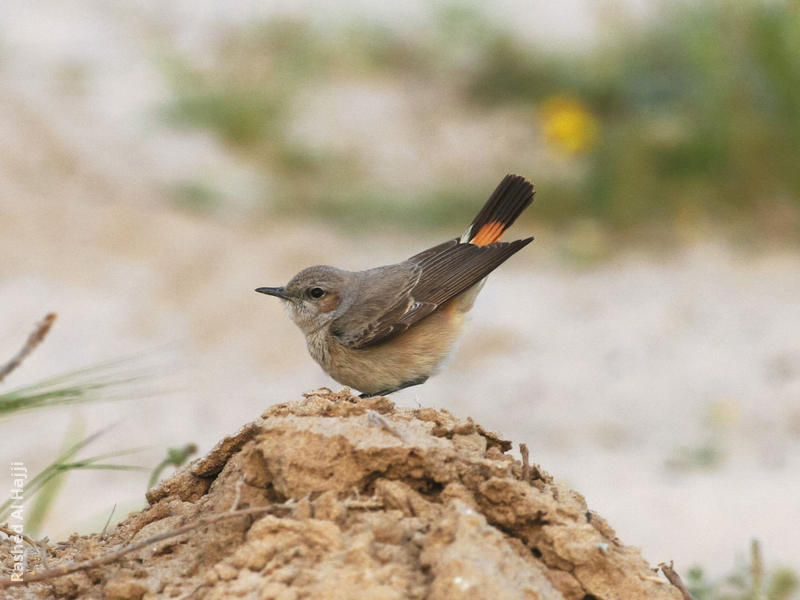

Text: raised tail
xmin=462 ymin=174 xmax=535 ymax=246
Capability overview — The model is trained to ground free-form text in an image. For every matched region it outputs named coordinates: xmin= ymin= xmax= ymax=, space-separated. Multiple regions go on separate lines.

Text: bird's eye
xmin=308 ymin=287 xmax=325 ymax=299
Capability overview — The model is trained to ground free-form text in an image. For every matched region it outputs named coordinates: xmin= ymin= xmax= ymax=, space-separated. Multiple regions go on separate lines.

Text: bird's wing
xmin=406 ymin=237 xmax=458 ymax=263
xmin=331 ymin=238 xmax=531 ymax=349
xmin=330 ymin=263 xmax=432 ymax=350
xmin=403 ymin=238 xmax=532 ymax=309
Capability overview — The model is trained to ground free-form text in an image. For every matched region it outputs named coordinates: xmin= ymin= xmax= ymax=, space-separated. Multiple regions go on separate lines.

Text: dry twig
xmin=0 ymin=524 xmax=50 ymax=571
xmin=302 ymin=387 xmax=333 ymax=398
xmin=36 ymin=538 xmax=50 ymax=570
xmin=229 ymin=478 xmax=245 ymax=512
xmin=100 ymin=504 xmax=117 ymax=540
xmin=0 ymin=504 xmax=292 ymax=588
xmin=520 ymin=443 xmax=531 ymax=482
xmin=367 ymin=410 xmax=404 ymax=440
xmin=343 ymin=496 xmax=384 ymax=510
xmin=659 ymin=561 xmax=695 ymax=600
xmin=0 ymin=313 xmax=57 ymax=384
xmin=1 ymin=524 xmax=44 ymax=554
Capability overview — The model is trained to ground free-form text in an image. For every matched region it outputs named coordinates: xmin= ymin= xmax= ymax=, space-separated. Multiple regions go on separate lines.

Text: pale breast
xmin=308 ymin=307 xmax=466 ymax=395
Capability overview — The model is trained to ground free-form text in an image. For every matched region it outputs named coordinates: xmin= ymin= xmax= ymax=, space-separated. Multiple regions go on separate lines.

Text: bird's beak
xmin=255 ymin=286 xmax=292 ymax=300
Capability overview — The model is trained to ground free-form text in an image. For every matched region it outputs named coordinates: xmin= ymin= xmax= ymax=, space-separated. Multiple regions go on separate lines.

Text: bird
xmin=256 ymin=174 xmax=535 ymax=397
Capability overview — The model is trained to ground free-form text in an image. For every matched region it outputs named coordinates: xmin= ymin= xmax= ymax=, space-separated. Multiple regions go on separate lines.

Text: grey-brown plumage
xmin=256 ymin=174 xmax=535 ymax=396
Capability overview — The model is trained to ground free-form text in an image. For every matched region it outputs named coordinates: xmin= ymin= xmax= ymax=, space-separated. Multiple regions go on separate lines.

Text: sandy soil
xmin=1 ymin=392 xmax=685 ymax=599
xmin=1 ymin=0 xmax=799 ymax=580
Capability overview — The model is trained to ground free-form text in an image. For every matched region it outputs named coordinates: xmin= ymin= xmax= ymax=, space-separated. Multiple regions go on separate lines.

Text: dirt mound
xmin=3 ymin=390 xmax=682 ymax=599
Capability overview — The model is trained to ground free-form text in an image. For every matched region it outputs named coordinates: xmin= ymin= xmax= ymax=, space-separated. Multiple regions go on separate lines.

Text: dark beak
xmin=255 ymin=286 xmax=292 ymax=300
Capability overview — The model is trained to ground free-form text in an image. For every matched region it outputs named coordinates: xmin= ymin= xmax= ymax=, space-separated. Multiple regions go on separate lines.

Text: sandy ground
xmin=1 ymin=0 xmax=799 ymax=579
xmin=3 ymin=393 xmax=686 ymax=599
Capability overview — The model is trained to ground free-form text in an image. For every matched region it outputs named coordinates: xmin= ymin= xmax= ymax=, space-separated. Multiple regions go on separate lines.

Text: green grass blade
xmin=24 ymin=420 xmax=85 ymax=535
xmin=0 ymin=354 xmax=159 ymax=418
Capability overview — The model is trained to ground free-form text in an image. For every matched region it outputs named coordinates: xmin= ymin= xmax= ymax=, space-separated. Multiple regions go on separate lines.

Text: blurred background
xmin=1 ymin=0 xmax=799 ymax=592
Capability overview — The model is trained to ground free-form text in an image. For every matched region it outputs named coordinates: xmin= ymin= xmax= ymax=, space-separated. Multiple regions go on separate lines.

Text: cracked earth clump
xmin=3 ymin=390 xmax=682 ymax=599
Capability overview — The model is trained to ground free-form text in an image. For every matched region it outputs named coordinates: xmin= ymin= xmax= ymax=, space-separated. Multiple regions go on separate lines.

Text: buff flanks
xmin=464 ymin=174 xmax=535 ymax=246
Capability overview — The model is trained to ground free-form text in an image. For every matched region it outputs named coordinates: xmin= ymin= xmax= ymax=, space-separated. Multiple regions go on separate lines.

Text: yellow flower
xmin=707 ymin=398 xmax=742 ymax=429
xmin=540 ymin=95 xmax=599 ymax=155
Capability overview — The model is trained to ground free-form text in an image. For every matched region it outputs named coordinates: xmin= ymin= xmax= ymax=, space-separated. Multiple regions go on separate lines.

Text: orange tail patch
xmin=470 ymin=221 xmax=507 ymax=246
xmin=464 ymin=174 xmax=535 ymax=247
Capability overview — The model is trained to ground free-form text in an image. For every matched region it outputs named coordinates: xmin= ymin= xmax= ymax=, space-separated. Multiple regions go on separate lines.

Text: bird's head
xmin=256 ymin=265 xmax=355 ymax=335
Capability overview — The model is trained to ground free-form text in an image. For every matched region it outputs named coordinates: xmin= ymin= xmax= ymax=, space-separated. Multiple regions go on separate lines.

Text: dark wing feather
xmin=402 ymin=238 xmax=532 ymax=312
xmin=407 ymin=237 xmax=458 ymax=264
xmin=332 ymin=238 xmax=532 ymax=349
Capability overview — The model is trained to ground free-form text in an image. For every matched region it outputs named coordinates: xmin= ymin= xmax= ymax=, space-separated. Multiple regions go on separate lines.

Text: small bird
xmin=256 ymin=174 xmax=535 ymax=397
